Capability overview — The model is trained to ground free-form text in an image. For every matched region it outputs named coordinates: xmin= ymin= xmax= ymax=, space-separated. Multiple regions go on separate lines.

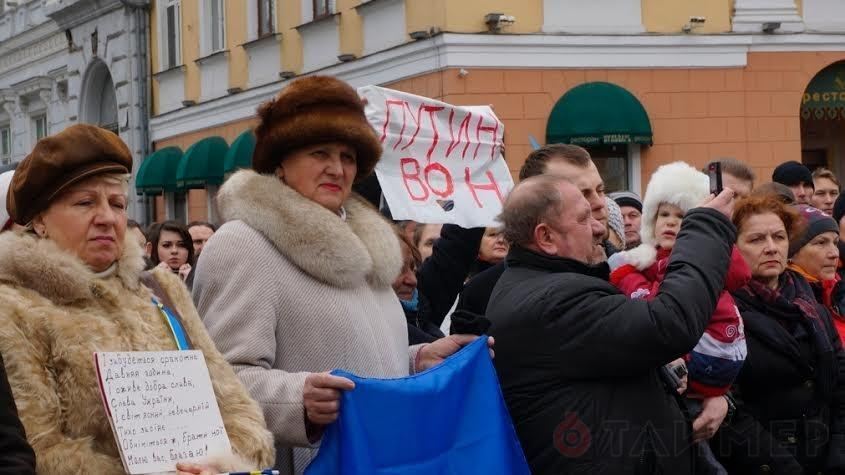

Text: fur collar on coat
xmin=0 ymin=229 xmax=145 ymax=304
xmin=217 ymin=169 xmax=402 ymax=289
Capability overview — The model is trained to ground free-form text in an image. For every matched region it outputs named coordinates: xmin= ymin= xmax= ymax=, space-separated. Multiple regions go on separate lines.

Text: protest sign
xmin=94 ymin=350 xmax=232 ymax=474
xmin=359 ymin=86 xmax=514 ymax=228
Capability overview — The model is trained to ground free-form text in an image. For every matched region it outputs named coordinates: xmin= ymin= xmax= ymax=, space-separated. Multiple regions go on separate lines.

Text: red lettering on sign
xmin=446 ymin=109 xmax=473 ymax=159
xmin=380 ymin=100 xmax=408 ymax=150
xmin=465 ymin=168 xmax=504 ymax=208
xmin=400 ymin=158 xmax=429 ymax=201
xmin=402 ymin=104 xmax=445 ymax=162
xmin=474 ymin=114 xmax=500 ymax=160
xmin=424 ymin=162 xmax=454 ymax=198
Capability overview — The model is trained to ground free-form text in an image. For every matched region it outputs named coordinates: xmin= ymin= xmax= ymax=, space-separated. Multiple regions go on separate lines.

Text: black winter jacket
xmin=0 ymin=353 xmax=35 ymax=474
xmin=457 ymin=239 xmax=619 ymax=317
xmin=487 ymin=208 xmax=736 ymax=475
xmin=713 ymin=274 xmax=845 ymax=475
xmin=405 ymin=224 xmax=484 ymax=344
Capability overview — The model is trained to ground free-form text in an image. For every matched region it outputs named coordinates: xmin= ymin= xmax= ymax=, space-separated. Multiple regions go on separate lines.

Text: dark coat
xmin=405 ymin=224 xmax=484 ymax=344
xmin=487 ymin=208 xmax=736 ymax=475
xmin=457 ymin=240 xmax=619 ymax=317
xmin=0 ymin=352 xmax=35 ymax=474
xmin=713 ymin=274 xmax=845 ymax=475
xmin=456 ymin=261 xmax=505 ymax=317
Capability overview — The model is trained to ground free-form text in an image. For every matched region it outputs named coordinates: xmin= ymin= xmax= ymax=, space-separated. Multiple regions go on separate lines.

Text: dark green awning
xmin=176 ymin=136 xmax=229 ymax=189
xmin=546 ymin=81 xmax=653 ymax=146
xmin=135 ymin=146 xmax=183 ymax=195
xmin=223 ymin=129 xmax=256 ymax=175
xmin=801 ymin=61 xmax=845 ymax=120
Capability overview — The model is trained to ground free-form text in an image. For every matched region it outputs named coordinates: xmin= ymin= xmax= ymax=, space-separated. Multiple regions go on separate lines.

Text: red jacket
xmin=610 ymin=246 xmax=750 ymax=398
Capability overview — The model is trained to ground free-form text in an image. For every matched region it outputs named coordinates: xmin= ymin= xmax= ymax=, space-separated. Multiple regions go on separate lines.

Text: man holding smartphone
xmin=488 ymin=174 xmax=737 ymax=475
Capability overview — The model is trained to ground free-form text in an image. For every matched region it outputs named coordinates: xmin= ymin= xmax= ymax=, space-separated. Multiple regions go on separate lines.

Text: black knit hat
xmin=772 ymin=161 xmax=813 ymax=188
xmin=833 ymin=193 xmax=845 ymax=226
xmin=789 ymin=205 xmax=839 ymax=257
xmin=609 ymin=191 xmax=642 ymax=213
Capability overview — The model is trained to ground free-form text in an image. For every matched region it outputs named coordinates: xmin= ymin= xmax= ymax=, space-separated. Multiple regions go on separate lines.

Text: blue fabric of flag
xmin=153 ymin=299 xmax=191 ymax=351
xmin=304 ymin=336 xmax=529 ymax=475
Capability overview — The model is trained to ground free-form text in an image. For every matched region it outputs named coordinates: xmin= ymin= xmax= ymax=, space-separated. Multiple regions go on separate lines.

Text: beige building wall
xmin=338 ymin=0 xmax=364 ymax=58
xmin=181 ymin=0 xmax=201 ymax=103
xmin=642 ymin=0 xmax=733 ymax=33
xmin=280 ymin=0 xmax=303 ymax=72
xmin=227 ymin=0 xmax=250 ymax=91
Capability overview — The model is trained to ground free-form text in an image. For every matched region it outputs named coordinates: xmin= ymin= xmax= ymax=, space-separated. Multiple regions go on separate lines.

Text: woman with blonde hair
xmin=0 ymin=124 xmax=274 ymax=474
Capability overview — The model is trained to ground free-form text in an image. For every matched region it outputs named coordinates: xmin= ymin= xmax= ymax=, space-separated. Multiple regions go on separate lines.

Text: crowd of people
xmin=0 ymin=74 xmax=844 ymax=475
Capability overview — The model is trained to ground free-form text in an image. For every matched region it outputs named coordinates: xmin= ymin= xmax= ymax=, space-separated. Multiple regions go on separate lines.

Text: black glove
xmin=450 ymin=309 xmax=491 ymax=336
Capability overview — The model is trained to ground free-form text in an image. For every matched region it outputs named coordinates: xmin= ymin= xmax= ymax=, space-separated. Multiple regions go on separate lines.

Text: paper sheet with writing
xmin=94 ymin=350 xmax=232 ymax=474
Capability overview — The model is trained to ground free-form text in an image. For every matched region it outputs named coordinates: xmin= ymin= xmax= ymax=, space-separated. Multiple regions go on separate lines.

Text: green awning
xmin=223 ymin=129 xmax=256 ymax=175
xmin=135 ymin=146 xmax=183 ymax=195
xmin=546 ymin=81 xmax=653 ymax=146
xmin=176 ymin=136 xmax=229 ymax=189
xmin=801 ymin=61 xmax=845 ymax=120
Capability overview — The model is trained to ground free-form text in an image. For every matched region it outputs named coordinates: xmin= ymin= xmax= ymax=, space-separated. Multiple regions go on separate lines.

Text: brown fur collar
xmin=217 ymin=169 xmax=402 ymax=289
xmin=0 ymin=230 xmax=146 ymax=304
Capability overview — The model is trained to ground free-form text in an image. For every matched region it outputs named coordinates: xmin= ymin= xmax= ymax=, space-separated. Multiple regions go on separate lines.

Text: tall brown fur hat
xmin=252 ymin=75 xmax=382 ymax=182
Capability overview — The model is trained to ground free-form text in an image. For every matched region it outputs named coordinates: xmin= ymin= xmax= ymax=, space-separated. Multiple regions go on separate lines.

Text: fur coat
xmin=0 ymin=231 xmax=275 ymax=474
xmin=193 ymin=170 xmax=418 ymax=475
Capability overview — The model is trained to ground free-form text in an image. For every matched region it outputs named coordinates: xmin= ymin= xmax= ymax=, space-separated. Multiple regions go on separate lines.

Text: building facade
xmin=146 ymin=0 xmax=845 ymax=224
xmin=0 ymin=0 xmax=151 ymax=221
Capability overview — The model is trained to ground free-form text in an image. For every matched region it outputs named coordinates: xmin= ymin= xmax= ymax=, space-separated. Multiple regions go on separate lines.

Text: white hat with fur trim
xmin=616 ymin=161 xmax=710 ymax=271
xmin=640 ymin=161 xmax=710 ymax=248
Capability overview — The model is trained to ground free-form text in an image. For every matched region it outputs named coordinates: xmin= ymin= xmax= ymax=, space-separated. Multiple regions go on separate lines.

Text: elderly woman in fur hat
xmin=0 ymin=124 xmax=274 ymax=474
xmin=193 ymin=76 xmax=490 ymax=473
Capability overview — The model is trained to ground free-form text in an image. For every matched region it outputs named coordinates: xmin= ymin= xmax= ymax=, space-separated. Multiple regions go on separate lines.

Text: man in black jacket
xmin=457 ymin=143 xmax=615 ymax=316
xmin=488 ymin=174 xmax=737 ymax=475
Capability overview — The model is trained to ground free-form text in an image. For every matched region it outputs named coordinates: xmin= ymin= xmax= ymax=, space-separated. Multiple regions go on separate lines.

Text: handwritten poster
xmin=359 ymin=86 xmax=514 ymax=228
xmin=94 ymin=351 xmax=232 ymax=474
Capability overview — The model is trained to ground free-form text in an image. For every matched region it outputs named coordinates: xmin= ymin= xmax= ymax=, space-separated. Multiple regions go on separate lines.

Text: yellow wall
xmin=406 ymin=0 xmax=447 ymax=35
xmin=337 ymin=0 xmax=363 ymax=58
xmin=226 ymin=0 xmax=249 ymax=91
xmin=642 ymin=0 xmax=733 ymax=33
xmin=406 ymin=0 xmax=541 ymax=34
xmin=280 ymin=0 xmax=303 ymax=72
xmin=445 ymin=0 xmax=542 ymax=34
xmin=182 ymin=0 xmax=200 ymax=102
xmin=150 ymin=0 xmax=160 ymax=115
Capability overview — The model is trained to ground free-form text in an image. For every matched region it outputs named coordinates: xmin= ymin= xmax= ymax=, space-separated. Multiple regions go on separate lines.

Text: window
xmin=209 ymin=0 xmax=225 ymax=52
xmin=0 ymin=127 xmax=10 ymax=165
xmin=258 ymin=0 xmax=275 ymax=36
xmin=163 ymin=0 xmax=181 ymax=69
xmin=313 ymin=0 xmax=334 ymax=19
xmin=34 ymin=115 xmax=47 ymax=141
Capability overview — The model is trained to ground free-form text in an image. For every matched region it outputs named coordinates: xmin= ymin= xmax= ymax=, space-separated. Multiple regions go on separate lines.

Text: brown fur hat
xmin=252 ymin=75 xmax=382 ymax=183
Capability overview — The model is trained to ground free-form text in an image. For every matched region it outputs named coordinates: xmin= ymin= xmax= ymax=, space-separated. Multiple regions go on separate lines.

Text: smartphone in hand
xmin=708 ymin=161 xmax=723 ymax=195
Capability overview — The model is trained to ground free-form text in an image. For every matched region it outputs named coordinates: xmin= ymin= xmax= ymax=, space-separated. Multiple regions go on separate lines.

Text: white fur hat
xmin=640 ymin=161 xmax=710 ymax=247
xmin=0 ymin=170 xmax=14 ymax=230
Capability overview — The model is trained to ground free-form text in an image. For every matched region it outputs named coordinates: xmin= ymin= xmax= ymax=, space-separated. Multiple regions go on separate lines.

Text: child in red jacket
xmin=609 ymin=161 xmax=748 ymax=401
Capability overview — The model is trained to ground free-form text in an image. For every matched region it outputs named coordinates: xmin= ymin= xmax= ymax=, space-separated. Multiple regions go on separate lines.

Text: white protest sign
xmin=360 ymin=86 xmax=514 ymax=228
xmin=94 ymin=351 xmax=232 ymax=474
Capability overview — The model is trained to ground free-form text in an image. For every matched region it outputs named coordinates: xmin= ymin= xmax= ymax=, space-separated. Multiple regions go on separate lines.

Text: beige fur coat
xmin=0 ymin=231 xmax=275 ymax=474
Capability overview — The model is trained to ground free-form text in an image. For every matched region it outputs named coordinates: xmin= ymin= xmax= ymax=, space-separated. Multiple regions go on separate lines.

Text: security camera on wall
xmin=484 ymin=13 xmax=516 ymax=33
xmin=682 ymin=16 xmax=707 ymax=33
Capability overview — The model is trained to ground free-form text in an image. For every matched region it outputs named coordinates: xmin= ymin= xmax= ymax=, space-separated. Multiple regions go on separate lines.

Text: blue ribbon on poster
xmin=305 ymin=336 xmax=530 ymax=475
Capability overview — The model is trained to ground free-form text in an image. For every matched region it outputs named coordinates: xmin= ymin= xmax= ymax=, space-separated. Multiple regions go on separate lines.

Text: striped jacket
xmin=611 ymin=246 xmax=749 ymax=397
